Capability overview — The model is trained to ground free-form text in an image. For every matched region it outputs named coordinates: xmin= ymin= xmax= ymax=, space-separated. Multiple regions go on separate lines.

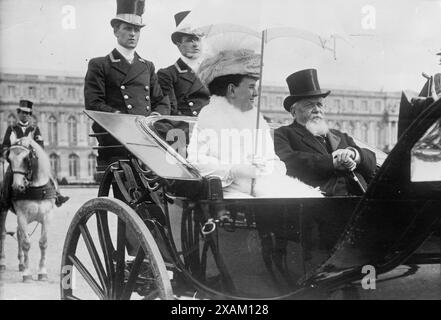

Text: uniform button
xmin=192 ymin=111 xmax=198 ymax=116
xmin=146 ymin=106 xmax=150 ymax=111
xmin=145 ymin=86 xmax=149 ymax=90
xmin=120 ymin=85 xmax=126 ymax=90
xmin=145 ymin=96 xmax=150 ymax=101
xmin=127 ymin=104 xmax=133 ymax=110
xmin=124 ymin=95 xmax=129 ymax=100
xmin=188 ymin=102 xmax=194 ymax=107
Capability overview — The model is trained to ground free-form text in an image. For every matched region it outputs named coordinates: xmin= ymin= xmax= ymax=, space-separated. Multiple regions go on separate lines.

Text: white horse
xmin=4 ymin=133 xmax=55 ymax=282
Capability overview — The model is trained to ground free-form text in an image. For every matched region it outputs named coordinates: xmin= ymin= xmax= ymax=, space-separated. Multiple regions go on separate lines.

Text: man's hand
xmin=332 ymin=149 xmax=357 ymax=171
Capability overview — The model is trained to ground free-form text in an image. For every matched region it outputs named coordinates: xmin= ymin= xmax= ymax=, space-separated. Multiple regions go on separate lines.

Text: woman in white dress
xmin=187 ymin=49 xmax=322 ymax=199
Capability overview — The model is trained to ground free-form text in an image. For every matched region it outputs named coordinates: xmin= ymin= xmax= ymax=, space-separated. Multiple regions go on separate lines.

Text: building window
xmin=67 ymin=116 xmax=78 ymax=145
xmin=334 ymin=99 xmax=341 ymax=113
xmin=48 ymin=87 xmax=57 ymax=99
xmin=67 ymin=87 xmax=76 ymax=99
xmin=276 ymin=97 xmax=283 ymax=109
xmin=30 ymin=115 xmax=38 ymax=126
xmin=347 ymin=100 xmax=354 ymax=112
xmin=7 ymin=114 xmax=17 ymax=126
xmin=68 ymin=153 xmax=80 ymax=178
xmin=375 ymin=101 xmax=382 ymax=112
xmin=28 ymin=86 xmax=36 ymax=98
xmin=88 ymin=153 xmax=97 ymax=178
xmin=361 ymin=123 xmax=369 ymax=143
xmin=7 ymin=85 xmax=16 ymax=97
xmin=49 ymin=153 xmax=60 ymax=178
xmin=87 ymin=118 xmax=95 ymax=146
xmin=361 ymin=100 xmax=368 ymax=112
xmin=48 ymin=115 xmax=58 ymax=146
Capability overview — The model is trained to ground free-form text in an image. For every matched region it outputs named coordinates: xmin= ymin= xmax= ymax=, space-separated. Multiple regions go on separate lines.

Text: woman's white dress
xmin=187 ymin=95 xmax=323 ymax=198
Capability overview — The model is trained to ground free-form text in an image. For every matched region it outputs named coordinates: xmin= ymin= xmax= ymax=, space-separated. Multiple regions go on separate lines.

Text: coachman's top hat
xmin=110 ymin=0 xmax=146 ymax=28
xmin=17 ymin=100 xmax=33 ymax=113
xmin=171 ymin=11 xmax=204 ymax=45
xmin=283 ymin=69 xmax=330 ymax=112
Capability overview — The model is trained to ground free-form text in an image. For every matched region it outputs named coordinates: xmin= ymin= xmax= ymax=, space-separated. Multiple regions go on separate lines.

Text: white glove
xmin=230 ymin=164 xmax=257 ymax=179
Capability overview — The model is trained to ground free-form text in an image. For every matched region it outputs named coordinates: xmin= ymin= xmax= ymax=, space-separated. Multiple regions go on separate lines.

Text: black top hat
xmin=110 ymin=0 xmax=146 ymax=28
xmin=17 ymin=100 xmax=33 ymax=113
xmin=171 ymin=11 xmax=203 ymax=44
xmin=283 ymin=69 xmax=330 ymax=112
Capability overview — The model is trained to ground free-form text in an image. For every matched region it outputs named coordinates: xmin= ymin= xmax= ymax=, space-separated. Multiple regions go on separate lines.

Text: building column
xmin=388 ymin=121 xmax=393 ymax=148
xmin=78 ymin=114 xmax=88 ymax=147
xmin=59 ymin=113 xmax=68 ymax=147
xmin=368 ymin=121 xmax=376 ymax=146
xmin=40 ymin=112 xmax=48 ymax=143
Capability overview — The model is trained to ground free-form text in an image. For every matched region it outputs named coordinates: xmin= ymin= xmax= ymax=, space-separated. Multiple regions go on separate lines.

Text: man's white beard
xmin=305 ymin=118 xmax=329 ymax=136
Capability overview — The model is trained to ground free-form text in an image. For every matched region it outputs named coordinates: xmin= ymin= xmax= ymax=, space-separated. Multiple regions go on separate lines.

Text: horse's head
xmin=7 ymin=134 xmax=38 ymax=193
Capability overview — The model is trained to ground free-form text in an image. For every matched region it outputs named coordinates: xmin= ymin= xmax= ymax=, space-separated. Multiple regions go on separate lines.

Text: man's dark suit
xmin=84 ymin=49 xmax=170 ymax=162
xmin=157 ymin=58 xmax=210 ymax=116
xmin=1 ymin=123 xmax=44 ymax=153
xmin=274 ymin=121 xmax=376 ymax=196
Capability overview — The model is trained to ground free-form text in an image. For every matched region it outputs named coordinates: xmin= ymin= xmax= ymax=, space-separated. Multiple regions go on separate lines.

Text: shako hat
xmin=110 ymin=0 xmax=146 ymax=28
xmin=283 ymin=69 xmax=330 ymax=112
xmin=171 ymin=11 xmax=204 ymax=45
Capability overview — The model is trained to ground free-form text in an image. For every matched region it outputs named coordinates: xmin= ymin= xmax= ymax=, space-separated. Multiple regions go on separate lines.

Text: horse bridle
xmin=6 ymin=141 xmax=38 ymax=183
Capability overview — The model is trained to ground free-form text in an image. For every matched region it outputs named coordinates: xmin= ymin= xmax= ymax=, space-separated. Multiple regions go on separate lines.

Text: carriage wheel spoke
xmin=114 ymin=217 xmax=126 ymax=299
xmin=79 ymin=224 xmax=108 ymax=295
xmin=96 ymin=211 xmax=115 ymax=287
xmin=68 ymin=255 xmax=105 ymax=300
xmin=120 ymin=247 xmax=145 ymax=300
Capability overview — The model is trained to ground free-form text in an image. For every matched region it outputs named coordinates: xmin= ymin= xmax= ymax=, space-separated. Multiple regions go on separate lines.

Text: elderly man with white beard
xmin=274 ymin=69 xmax=376 ymax=196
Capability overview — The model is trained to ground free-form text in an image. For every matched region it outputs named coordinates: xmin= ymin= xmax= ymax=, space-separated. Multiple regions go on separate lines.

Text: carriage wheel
xmin=60 ymin=197 xmax=173 ymax=300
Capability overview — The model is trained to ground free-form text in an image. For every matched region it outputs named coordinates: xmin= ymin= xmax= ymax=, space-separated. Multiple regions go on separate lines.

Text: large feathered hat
xmin=198 ymin=49 xmax=261 ymax=87
xmin=110 ymin=0 xmax=146 ymax=28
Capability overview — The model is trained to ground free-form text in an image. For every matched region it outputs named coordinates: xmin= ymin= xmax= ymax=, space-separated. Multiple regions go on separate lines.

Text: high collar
xmin=180 ymin=55 xmax=202 ymax=73
xmin=115 ymin=44 xmax=136 ymax=63
xmin=18 ymin=120 xmax=30 ymax=127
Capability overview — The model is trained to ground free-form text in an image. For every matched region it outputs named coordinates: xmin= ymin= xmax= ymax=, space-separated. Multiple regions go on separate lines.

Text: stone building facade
xmin=0 ymin=72 xmax=402 ymax=183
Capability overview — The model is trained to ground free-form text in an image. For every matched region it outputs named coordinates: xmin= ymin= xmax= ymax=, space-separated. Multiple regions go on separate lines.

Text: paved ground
xmin=0 ymin=187 xmax=440 ymax=300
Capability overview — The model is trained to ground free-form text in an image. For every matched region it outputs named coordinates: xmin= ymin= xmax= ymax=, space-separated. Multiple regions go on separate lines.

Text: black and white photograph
xmin=1 ymin=0 xmax=441 ymax=304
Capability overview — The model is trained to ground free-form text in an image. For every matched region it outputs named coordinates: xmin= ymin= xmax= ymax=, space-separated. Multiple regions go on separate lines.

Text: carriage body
xmin=60 ymin=99 xmax=441 ymax=300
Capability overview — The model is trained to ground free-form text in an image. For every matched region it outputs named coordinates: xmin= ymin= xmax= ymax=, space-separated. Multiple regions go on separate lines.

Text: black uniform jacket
xmin=84 ymin=49 xmax=170 ymax=161
xmin=1 ymin=123 xmax=44 ymax=153
xmin=274 ymin=121 xmax=377 ymax=196
xmin=157 ymin=58 xmax=210 ymax=116
xmin=85 ymin=49 xmax=170 ymax=116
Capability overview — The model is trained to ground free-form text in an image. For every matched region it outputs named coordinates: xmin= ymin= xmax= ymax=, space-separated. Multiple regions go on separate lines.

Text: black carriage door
xmin=300 ymin=99 xmax=441 ymax=294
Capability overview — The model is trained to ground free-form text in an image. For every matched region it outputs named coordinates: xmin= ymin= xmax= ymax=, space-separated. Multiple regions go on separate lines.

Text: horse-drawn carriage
xmin=57 ymin=92 xmax=441 ymax=300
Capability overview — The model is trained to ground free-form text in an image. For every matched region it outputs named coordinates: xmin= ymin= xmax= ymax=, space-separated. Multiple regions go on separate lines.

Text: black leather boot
xmin=55 ymin=193 xmax=70 ymax=207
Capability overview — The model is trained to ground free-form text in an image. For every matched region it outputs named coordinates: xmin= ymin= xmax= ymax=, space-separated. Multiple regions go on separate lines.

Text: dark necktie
xmin=316 ymin=135 xmax=332 ymax=153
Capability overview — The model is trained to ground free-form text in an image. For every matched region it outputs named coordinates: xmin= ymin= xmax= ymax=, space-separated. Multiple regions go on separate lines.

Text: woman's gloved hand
xmin=230 ymin=164 xmax=257 ymax=179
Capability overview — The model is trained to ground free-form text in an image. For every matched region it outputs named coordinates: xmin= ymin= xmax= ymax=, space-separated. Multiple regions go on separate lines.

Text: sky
xmin=1 ymin=0 xmax=441 ymax=92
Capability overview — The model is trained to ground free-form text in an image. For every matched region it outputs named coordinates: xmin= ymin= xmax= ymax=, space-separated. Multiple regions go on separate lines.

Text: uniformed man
xmin=0 ymin=100 xmax=69 ymax=211
xmin=157 ymin=11 xmax=210 ymax=117
xmin=84 ymin=0 xmax=170 ymax=164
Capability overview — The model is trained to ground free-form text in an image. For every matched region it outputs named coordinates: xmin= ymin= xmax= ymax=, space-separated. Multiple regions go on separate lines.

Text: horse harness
xmin=7 ymin=140 xmax=57 ymax=201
